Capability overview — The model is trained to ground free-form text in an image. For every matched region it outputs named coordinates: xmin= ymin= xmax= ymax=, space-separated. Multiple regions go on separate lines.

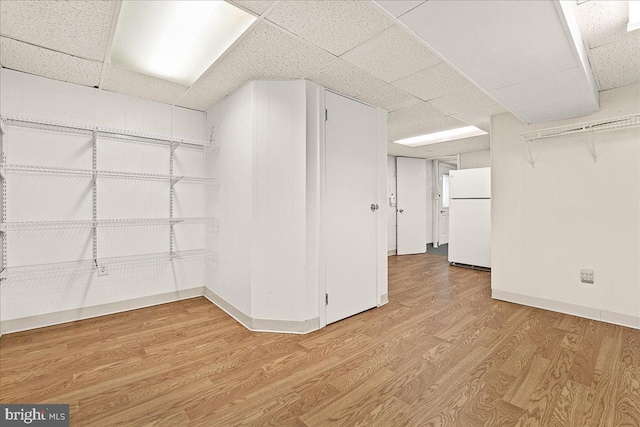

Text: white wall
xmin=205 ymin=80 xmax=387 ymax=331
xmin=252 ymin=81 xmax=308 ymax=321
xmin=0 ymin=68 xmax=206 ymax=332
xmin=205 ymin=81 xmax=314 ymax=325
xmin=460 ymin=149 xmax=491 ymax=169
xmin=205 ymin=83 xmax=254 ymax=316
xmin=492 ymin=82 xmax=640 ymax=328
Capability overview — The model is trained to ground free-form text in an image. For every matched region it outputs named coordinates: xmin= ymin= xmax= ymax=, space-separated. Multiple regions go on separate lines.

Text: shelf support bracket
xmin=170 ymin=142 xmax=181 ymax=153
xmin=525 ymin=137 xmax=535 ymax=168
xmin=0 ymin=119 xmax=7 ymax=136
xmin=589 ymin=131 xmax=597 ymax=163
xmin=170 ymin=176 xmax=182 ymax=186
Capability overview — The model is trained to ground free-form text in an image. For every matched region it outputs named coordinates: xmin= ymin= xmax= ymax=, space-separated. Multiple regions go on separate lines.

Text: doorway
xmin=432 ymin=159 xmax=457 ymax=252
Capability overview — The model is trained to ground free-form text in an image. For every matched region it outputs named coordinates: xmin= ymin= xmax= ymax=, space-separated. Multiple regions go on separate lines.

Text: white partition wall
xmin=205 ymin=80 xmax=388 ymax=333
xmin=0 ymin=69 xmax=210 ymax=334
xmin=0 ymin=72 xmax=387 ymax=335
xmin=492 ymin=83 xmax=640 ymax=329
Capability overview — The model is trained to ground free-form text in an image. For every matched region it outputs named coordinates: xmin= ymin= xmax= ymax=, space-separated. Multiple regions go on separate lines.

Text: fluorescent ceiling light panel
xmin=394 ymin=126 xmax=488 ymax=147
xmin=629 ymin=0 xmax=640 ymax=32
xmin=110 ymin=1 xmax=256 ymax=85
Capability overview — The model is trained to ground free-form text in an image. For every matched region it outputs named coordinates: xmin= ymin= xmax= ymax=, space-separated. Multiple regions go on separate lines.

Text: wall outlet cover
xmin=580 ymin=269 xmax=594 ymax=284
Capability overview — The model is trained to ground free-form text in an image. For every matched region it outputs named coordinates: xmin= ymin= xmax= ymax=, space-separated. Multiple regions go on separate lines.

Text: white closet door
xmin=325 ymin=91 xmax=379 ymax=325
xmin=396 ymin=157 xmax=427 ymax=255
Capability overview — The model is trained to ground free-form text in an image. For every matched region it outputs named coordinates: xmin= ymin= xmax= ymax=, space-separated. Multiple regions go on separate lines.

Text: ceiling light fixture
xmin=629 ymin=1 xmax=640 ymax=32
xmin=110 ymin=1 xmax=256 ymax=85
xmin=393 ymin=126 xmax=488 ymax=147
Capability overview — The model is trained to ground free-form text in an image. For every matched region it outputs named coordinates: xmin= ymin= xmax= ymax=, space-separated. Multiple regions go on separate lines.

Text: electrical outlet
xmin=97 ymin=265 xmax=108 ymax=276
xmin=580 ymin=269 xmax=594 ymax=284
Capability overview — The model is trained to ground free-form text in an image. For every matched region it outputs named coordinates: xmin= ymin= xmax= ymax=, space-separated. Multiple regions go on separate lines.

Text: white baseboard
xmin=0 ymin=287 xmax=204 ymax=335
xmin=492 ymin=289 xmax=640 ymax=330
xmin=388 ymin=250 xmax=396 ymax=256
xmin=203 ymin=287 xmax=320 ymax=334
xmin=379 ymin=293 xmax=389 ymax=306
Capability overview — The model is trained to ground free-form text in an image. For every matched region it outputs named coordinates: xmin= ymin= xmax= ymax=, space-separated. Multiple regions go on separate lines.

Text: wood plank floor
xmin=2 ymin=254 xmax=640 ymax=426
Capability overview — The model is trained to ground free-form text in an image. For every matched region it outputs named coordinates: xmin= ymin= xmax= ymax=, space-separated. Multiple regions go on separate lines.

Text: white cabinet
xmin=206 ymin=81 xmax=388 ymax=332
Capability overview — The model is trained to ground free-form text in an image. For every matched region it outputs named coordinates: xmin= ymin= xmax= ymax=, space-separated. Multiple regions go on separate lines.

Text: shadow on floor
xmin=427 ymin=243 xmax=448 ymax=256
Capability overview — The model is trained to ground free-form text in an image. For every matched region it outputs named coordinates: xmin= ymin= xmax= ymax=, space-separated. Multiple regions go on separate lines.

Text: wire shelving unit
xmin=0 ymin=114 xmax=217 ymax=282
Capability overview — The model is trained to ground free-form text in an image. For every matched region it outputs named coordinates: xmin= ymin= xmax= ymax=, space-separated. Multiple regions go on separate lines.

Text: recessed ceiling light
xmin=629 ymin=0 xmax=640 ymax=32
xmin=110 ymin=1 xmax=256 ymax=85
xmin=394 ymin=126 xmax=488 ymax=147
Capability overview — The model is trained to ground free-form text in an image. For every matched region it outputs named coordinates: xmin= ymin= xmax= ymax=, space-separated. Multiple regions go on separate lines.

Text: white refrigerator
xmin=448 ymin=167 xmax=491 ymax=268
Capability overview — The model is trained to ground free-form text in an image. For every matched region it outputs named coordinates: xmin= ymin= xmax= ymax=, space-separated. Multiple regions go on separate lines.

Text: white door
xmin=325 ymin=91 xmax=379 ymax=324
xmin=436 ymin=163 xmax=455 ymax=246
xmin=396 ymin=157 xmax=427 ymax=255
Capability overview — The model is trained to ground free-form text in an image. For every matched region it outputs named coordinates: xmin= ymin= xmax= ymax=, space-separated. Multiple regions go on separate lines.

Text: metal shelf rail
xmin=0 ymin=249 xmax=217 ymax=282
xmin=520 ymin=113 xmax=640 ymax=167
xmin=0 ymin=114 xmax=216 ymax=282
xmin=0 ymin=114 xmax=211 ymax=148
xmin=1 ymin=164 xmax=218 ymax=183
xmin=0 ymin=217 xmax=218 ymax=231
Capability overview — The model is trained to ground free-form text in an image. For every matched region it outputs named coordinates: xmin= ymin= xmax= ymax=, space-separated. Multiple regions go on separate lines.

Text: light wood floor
xmin=2 ymin=254 xmax=640 ymax=426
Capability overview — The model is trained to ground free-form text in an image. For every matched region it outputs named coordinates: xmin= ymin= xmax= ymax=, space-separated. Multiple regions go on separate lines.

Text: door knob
xmin=370 ymin=204 xmax=379 ymax=211
xmin=399 ymin=209 xmax=404 ymax=213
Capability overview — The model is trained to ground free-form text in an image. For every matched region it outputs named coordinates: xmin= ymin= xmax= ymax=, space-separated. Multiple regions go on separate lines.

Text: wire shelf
xmin=0 ymin=259 xmax=96 ymax=281
xmin=521 ymin=113 xmax=640 ymax=142
xmin=96 ymin=169 xmax=171 ymax=181
xmin=4 ymin=164 xmax=94 ymax=176
xmin=1 ymin=114 xmax=210 ymax=148
xmin=0 ymin=249 xmax=216 ymax=282
xmin=2 ymin=163 xmax=218 ymax=184
xmin=0 ymin=220 xmax=95 ymax=231
xmin=1 ymin=115 xmax=94 ymax=136
xmin=1 ymin=217 xmax=217 ymax=231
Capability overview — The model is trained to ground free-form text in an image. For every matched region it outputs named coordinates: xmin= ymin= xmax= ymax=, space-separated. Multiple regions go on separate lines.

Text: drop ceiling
xmin=0 ymin=0 xmax=638 ymax=159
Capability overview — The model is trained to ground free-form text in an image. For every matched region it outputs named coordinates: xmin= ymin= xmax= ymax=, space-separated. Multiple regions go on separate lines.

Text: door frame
xmin=433 ymin=160 xmax=456 ymax=248
xmin=317 ymin=88 xmax=388 ymax=328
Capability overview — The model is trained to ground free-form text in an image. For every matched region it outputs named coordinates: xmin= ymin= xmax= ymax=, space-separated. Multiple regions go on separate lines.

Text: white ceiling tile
xmin=101 ymin=65 xmax=188 ymax=105
xmin=388 ymin=101 xmax=448 ymax=130
xmin=589 ymin=33 xmax=640 ymax=91
xmin=265 ymin=0 xmax=395 ymax=56
xmin=356 ymin=84 xmax=421 ymax=112
xmin=453 ymin=104 xmax=507 ymax=126
xmin=389 ymin=114 xmax=466 ymax=141
xmin=341 ymin=25 xmax=440 ymax=83
xmin=392 ymin=62 xmax=472 ymax=101
xmin=307 ymin=59 xmax=386 ymax=98
xmin=373 ymin=1 xmax=426 ymax=18
xmin=175 ymin=86 xmax=226 ymax=112
xmin=476 ymin=122 xmax=491 ymax=133
xmin=0 ymin=37 xmax=101 ymax=87
xmin=195 ymin=21 xmax=335 ymax=94
xmin=575 ymin=0 xmax=629 ymax=48
xmin=228 ymin=0 xmax=274 ymax=15
xmin=0 ymin=0 xmax=115 ymax=61
xmin=427 ymin=86 xmax=498 ymax=115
